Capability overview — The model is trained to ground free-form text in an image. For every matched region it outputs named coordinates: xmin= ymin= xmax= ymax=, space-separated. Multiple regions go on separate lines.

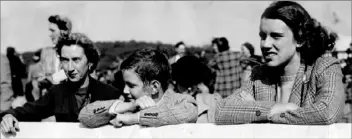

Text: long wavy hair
xmin=261 ymin=1 xmax=337 ymax=65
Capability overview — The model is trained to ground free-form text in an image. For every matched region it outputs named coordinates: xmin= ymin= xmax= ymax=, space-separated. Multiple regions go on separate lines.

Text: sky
xmin=1 ymin=1 xmax=351 ymax=54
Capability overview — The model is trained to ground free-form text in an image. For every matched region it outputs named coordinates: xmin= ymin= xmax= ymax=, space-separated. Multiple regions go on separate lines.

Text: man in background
xmin=6 ymin=47 xmax=25 ymax=98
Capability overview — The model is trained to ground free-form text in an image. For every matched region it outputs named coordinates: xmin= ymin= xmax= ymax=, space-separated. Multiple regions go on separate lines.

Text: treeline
xmin=21 ymin=40 xmax=215 ymax=72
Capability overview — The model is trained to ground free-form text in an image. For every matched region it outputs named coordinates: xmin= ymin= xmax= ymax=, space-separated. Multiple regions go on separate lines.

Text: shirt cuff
xmin=108 ymin=100 xmax=122 ymax=114
xmin=136 ymin=112 xmax=140 ymax=124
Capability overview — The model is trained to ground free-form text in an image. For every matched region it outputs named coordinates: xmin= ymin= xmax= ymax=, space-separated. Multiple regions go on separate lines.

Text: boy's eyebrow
xmin=125 ymin=81 xmax=135 ymax=86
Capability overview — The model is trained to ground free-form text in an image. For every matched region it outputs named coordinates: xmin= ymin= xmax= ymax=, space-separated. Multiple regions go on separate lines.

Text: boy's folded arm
xmin=78 ymin=99 xmax=122 ymax=128
xmin=138 ymin=95 xmax=198 ymax=127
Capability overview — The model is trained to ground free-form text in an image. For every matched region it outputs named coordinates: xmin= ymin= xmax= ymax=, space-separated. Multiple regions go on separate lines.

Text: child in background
xmin=172 ymin=55 xmax=221 ymax=123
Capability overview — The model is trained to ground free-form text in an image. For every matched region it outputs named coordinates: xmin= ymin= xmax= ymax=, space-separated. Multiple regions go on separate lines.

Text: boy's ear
xmin=88 ymin=63 xmax=93 ymax=71
xmin=150 ymin=80 xmax=161 ymax=95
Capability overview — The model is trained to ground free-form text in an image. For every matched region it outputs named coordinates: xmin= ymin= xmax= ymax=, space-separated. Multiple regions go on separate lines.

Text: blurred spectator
xmin=40 ymin=47 xmax=66 ymax=85
xmin=240 ymin=42 xmax=263 ymax=83
xmin=1 ymin=54 xmax=14 ymax=112
xmin=26 ymin=49 xmax=42 ymax=82
xmin=168 ymin=41 xmax=186 ymax=64
xmin=25 ymin=49 xmax=43 ymax=102
xmin=172 ymin=55 xmax=221 ymax=123
xmin=48 ymin=15 xmax=72 ymax=45
xmin=6 ymin=47 xmax=26 ymax=98
xmin=26 ymin=47 xmax=67 ymax=102
xmin=209 ymin=37 xmax=243 ymax=98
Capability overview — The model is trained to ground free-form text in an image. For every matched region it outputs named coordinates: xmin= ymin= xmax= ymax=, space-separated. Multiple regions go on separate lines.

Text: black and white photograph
xmin=0 ymin=1 xmax=351 ymax=138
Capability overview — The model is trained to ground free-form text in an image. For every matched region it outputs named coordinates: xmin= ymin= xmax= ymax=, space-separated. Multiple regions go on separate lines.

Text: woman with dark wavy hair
xmin=215 ymin=1 xmax=345 ymax=125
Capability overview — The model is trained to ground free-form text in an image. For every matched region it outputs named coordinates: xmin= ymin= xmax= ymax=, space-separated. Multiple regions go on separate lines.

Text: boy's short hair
xmin=172 ymin=55 xmax=212 ymax=90
xmin=120 ymin=48 xmax=171 ymax=91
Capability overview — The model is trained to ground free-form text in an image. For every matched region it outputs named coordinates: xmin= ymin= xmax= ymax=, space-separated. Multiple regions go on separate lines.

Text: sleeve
xmin=0 ymin=55 xmax=14 ymax=112
xmin=270 ymin=62 xmax=345 ymax=125
xmin=208 ymin=54 xmax=219 ymax=70
xmin=215 ymin=78 xmax=276 ymax=124
xmin=78 ymin=100 xmax=118 ymax=128
xmin=0 ymin=88 xmax=55 ymax=121
xmin=139 ymin=94 xmax=198 ymax=127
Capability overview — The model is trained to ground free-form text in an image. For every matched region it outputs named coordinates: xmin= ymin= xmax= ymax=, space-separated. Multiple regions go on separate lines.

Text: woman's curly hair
xmin=261 ymin=1 xmax=338 ymax=65
xmin=56 ymin=33 xmax=100 ymax=73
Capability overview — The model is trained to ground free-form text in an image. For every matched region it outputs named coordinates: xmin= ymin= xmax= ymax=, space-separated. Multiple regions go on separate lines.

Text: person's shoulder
xmin=45 ymin=81 xmax=69 ymax=96
xmin=91 ymin=78 xmax=120 ymax=92
xmin=221 ymin=50 xmax=240 ymax=55
xmin=313 ymin=56 xmax=341 ymax=74
xmin=164 ymin=89 xmax=196 ymax=103
xmin=315 ymin=56 xmax=339 ymax=66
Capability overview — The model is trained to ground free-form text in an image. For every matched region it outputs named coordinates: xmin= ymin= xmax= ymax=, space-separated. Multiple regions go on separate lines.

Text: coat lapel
xmin=289 ymin=63 xmax=313 ymax=106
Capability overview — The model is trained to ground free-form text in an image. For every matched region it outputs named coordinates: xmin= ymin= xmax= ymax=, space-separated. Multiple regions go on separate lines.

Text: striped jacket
xmin=215 ymin=56 xmax=345 ymax=125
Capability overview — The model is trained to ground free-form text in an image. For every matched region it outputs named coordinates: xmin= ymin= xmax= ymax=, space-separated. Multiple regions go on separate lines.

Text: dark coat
xmin=0 ymin=77 xmax=123 ymax=122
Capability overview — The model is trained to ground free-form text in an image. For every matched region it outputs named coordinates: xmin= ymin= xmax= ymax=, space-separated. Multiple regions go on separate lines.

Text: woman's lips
xmin=263 ymin=52 xmax=276 ymax=58
xmin=68 ymin=73 xmax=77 ymax=78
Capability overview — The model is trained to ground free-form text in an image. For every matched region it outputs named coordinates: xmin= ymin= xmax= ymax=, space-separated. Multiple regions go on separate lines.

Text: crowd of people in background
xmin=1 ymin=1 xmax=351 ymax=134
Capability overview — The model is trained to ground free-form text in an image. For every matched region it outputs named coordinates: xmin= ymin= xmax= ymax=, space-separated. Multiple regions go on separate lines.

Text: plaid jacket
xmin=215 ymin=56 xmax=345 ymax=125
xmin=209 ymin=51 xmax=243 ymax=98
xmin=79 ymin=88 xmax=198 ymax=128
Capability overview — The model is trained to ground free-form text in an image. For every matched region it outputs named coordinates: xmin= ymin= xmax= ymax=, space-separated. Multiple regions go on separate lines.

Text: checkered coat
xmin=210 ymin=51 xmax=243 ymax=98
xmin=215 ymin=56 xmax=345 ymax=125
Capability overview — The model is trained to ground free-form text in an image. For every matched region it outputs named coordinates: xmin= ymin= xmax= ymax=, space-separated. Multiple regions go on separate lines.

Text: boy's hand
xmin=110 ymin=113 xmax=139 ymax=127
xmin=110 ymin=101 xmax=138 ymax=114
xmin=135 ymin=96 xmax=155 ymax=110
